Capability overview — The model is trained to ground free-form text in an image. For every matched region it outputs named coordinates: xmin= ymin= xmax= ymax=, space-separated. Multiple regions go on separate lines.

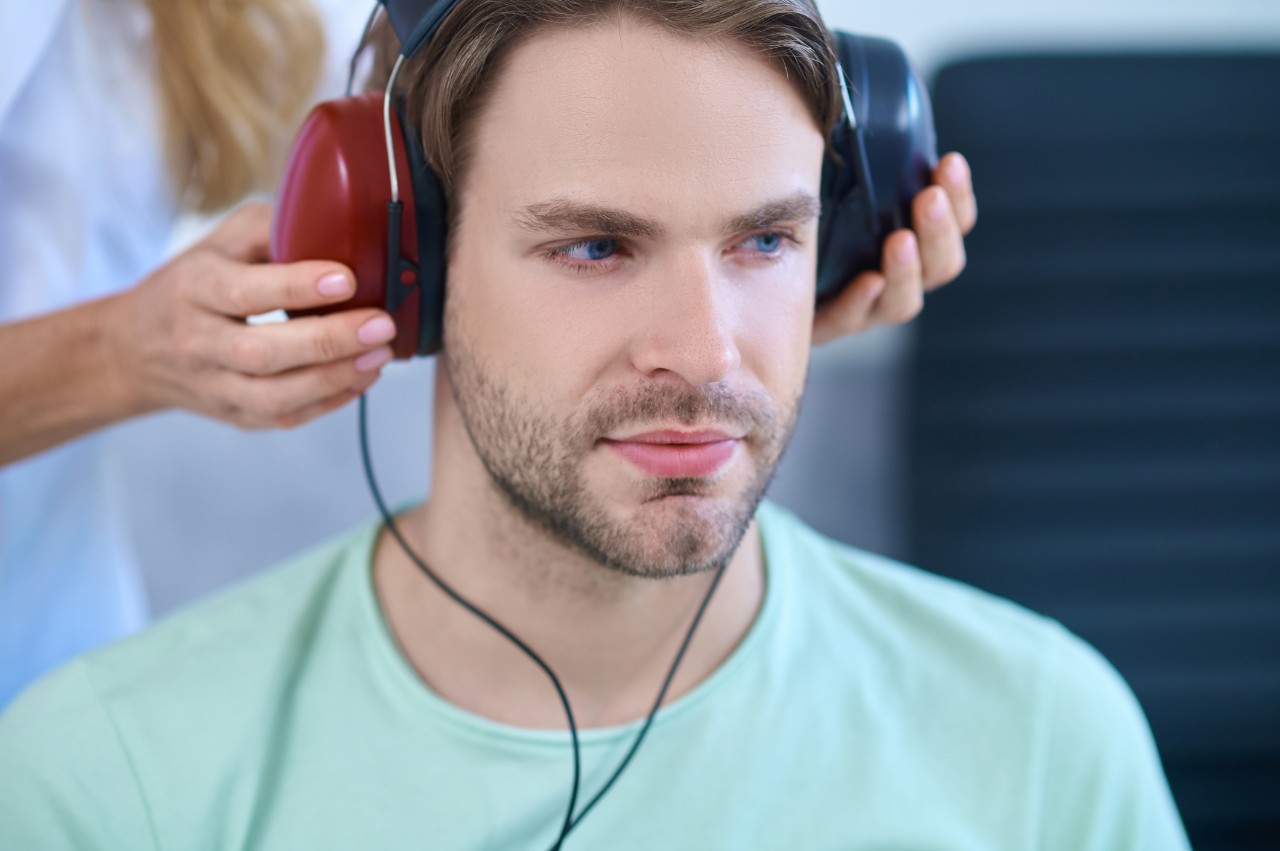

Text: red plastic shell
xmin=270 ymin=92 xmax=421 ymax=360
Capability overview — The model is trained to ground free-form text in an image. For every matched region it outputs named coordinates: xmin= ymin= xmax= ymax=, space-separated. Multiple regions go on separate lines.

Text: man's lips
xmin=600 ymin=430 xmax=741 ymax=478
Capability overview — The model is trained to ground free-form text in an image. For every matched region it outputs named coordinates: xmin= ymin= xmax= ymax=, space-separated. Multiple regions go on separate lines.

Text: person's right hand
xmin=109 ymin=203 xmax=397 ymax=429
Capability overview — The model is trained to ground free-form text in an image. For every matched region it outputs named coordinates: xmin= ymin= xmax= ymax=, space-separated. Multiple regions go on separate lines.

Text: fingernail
xmin=927 ymin=189 xmax=948 ymax=221
xmin=355 ymin=346 xmax=393 ymax=372
xmin=357 ymin=316 xmax=396 ymax=345
xmin=945 ymin=155 xmax=967 ymax=183
xmin=317 ymin=273 xmax=352 ymax=297
xmin=350 ymin=372 xmax=380 ymax=393
xmin=864 ymin=279 xmax=886 ymax=301
xmin=895 ymin=233 xmax=918 ymax=264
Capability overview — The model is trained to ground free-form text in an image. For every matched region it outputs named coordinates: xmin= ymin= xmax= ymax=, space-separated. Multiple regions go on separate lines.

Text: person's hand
xmin=811 ymin=152 xmax=978 ymax=345
xmin=109 ymin=203 xmax=397 ymax=429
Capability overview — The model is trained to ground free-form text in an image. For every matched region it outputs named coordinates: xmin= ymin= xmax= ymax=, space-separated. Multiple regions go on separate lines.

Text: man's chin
xmin=637 ymin=477 xmax=721 ymax=502
xmin=596 ymin=488 xmax=758 ymax=578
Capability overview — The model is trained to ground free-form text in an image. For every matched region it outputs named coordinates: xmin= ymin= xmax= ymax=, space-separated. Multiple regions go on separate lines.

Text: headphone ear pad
xmin=397 ymin=106 xmax=449 ymax=356
xmin=270 ymin=93 xmax=424 ymax=360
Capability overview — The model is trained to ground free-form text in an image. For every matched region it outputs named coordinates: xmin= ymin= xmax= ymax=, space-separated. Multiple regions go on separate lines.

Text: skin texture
xmin=111 ymin=204 xmax=397 ymax=429
xmin=0 ymin=204 xmax=396 ymax=467
xmin=375 ymin=17 xmax=828 ymax=730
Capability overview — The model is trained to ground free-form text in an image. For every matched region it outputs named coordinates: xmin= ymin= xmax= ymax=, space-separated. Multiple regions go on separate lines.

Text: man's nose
xmin=627 ymin=253 xmax=742 ymax=386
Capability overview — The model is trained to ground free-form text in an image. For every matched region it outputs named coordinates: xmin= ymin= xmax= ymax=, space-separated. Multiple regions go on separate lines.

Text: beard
xmin=442 ymin=326 xmax=802 ymax=580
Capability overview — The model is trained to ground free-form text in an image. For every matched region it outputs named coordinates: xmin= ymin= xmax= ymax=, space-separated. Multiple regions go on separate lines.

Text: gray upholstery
xmin=908 ymin=53 xmax=1280 ymax=849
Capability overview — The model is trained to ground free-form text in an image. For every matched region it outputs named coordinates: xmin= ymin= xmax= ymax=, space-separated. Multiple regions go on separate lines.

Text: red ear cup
xmin=270 ymin=92 xmax=422 ymax=361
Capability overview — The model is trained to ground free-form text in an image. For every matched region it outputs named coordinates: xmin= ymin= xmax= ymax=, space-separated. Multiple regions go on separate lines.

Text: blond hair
xmin=145 ymin=0 xmax=325 ymax=213
xmin=367 ymin=0 xmax=840 ymax=202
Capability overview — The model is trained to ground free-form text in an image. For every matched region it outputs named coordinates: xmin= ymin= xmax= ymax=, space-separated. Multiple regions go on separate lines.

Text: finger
xmin=811 ymin=272 xmax=885 ymax=345
xmin=213 ymin=310 xmax=397 ymax=376
xmin=272 ymin=374 xmax=380 ymax=430
xmin=199 ymin=202 xmax=274 ymax=262
xmin=912 ymin=187 xmax=967 ymax=290
xmin=219 ymin=348 xmax=392 ymax=426
xmin=935 ymin=152 xmax=978 ymax=235
xmin=868 ymin=230 xmax=924 ymax=324
xmin=185 ymin=252 xmax=358 ymax=319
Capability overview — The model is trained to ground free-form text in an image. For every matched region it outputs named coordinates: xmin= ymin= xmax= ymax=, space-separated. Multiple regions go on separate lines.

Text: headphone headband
xmin=380 ymin=0 xmax=462 ymax=59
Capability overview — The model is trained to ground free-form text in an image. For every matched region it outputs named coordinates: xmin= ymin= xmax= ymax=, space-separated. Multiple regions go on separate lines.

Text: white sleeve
xmin=0 ymin=0 xmax=71 ymax=125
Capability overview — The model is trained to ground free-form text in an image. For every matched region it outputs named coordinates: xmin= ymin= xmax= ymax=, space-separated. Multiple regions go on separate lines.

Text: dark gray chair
xmin=907 ymin=53 xmax=1280 ymax=850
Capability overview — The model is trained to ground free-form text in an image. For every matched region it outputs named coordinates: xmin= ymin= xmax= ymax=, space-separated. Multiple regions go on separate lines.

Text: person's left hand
xmin=812 ymin=151 xmax=978 ymax=345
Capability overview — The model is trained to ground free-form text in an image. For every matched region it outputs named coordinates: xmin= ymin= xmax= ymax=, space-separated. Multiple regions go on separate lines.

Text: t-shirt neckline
xmin=351 ymin=501 xmax=789 ymax=750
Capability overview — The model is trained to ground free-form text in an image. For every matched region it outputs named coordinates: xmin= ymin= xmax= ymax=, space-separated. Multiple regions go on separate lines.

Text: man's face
xmin=443 ymin=17 xmax=825 ymax=578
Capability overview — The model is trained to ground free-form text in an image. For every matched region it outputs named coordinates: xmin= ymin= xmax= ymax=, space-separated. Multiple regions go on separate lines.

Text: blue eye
xmin=747 ymin=233 xmax=784 ymax=253
xmin=563 ymin=238 xmax=618 ymax=261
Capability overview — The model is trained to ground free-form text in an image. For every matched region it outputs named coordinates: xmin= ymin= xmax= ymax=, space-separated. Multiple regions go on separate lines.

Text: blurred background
xmin=101 ymin=0 xmax=1279 ymax=848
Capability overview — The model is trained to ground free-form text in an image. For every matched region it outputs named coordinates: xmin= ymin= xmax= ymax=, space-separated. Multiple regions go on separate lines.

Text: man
xmin=0 ymin=0 xmax=1188 ymax=848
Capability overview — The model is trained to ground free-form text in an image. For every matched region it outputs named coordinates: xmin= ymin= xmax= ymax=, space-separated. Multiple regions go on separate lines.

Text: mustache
xmin=578 ymin=381 xmax=778 ymax=441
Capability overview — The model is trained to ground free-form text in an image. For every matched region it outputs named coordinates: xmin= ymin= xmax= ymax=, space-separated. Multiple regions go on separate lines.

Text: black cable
xmin=346 ymin=3 xmax=384 ymax=97
xmin=357 ymin=389 xmax=728 ymax=850
xmin=359 ymin=393 xmax=580 ymax=844
xmin=560 ymin=547 xmax=728 ymax=839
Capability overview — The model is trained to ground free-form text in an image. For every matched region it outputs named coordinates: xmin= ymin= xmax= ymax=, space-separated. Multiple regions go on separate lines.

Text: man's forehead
xmin=461 ymin=16 xmax=827 ymax=227
xmin=474 ymin=17 xmax=823 ymax=150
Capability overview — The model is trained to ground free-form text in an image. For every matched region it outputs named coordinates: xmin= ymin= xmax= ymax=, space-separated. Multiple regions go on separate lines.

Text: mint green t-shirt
xmin=0 ymin=502 xmax=1188 ymax=850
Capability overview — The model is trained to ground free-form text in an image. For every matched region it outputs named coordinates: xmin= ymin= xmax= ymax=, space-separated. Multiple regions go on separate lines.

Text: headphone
xmin=269 ymin=0 xmax=938 ymax=360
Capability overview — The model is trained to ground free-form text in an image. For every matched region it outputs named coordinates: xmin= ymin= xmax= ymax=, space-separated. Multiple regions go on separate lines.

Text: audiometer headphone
xmin=270 ymin=3 xmax=936 ymax=847
xmin=269 ymin=0 xmax=938 ymax=359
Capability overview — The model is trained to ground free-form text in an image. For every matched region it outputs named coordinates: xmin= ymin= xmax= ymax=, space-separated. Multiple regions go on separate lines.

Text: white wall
xmin=819 ymin=0 xmax=1280 ymax=75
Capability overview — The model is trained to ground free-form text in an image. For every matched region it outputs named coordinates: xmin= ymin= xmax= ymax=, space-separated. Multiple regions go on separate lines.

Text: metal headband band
xmin=379 ymin=0 xmax=463 ymax=59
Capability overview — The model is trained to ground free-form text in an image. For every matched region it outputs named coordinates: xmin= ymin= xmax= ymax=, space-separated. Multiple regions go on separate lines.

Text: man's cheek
xmin=741 ymin=297 xmax=811 ymax=374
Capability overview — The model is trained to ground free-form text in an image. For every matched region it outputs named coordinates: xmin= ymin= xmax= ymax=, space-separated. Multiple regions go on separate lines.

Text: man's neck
xmin=371 ymin=392 xmax=765 ymax=730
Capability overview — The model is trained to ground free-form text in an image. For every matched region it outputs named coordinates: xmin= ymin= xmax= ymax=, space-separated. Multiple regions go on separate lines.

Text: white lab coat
xmin=0 ymin=0 xmax=392 ymax=709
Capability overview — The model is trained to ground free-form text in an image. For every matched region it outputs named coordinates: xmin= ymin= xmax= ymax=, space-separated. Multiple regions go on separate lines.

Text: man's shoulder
xmin=752 ymin=502 xmax=1188 ymax=849
xmin=4 ymin=518 xmax=379 ymax=729
xmin=759 ymin=500 xmax=1064 ymax=654
xmin=0 ymin=519 xmax=382 ymax=847
xmin=756 ymin=501 xmax=1129 ymax=718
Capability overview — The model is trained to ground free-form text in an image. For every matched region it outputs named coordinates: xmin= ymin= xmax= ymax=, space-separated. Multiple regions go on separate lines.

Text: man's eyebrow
xmin=514 ymin=200 xmax=663 ymax=238
xmin=725 ymin=192 xmax=823 ymax=234
xmin=512 ymin=191 xmax=822 ymax=239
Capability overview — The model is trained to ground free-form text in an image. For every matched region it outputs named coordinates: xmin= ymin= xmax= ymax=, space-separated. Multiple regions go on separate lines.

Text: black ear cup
xmin=815 ymin=32 xmax=938 ymax=300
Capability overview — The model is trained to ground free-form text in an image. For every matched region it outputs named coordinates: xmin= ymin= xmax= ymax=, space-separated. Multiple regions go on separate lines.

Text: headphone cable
xmin=346 ymin=3 xmax=383 ymax=98
xmin=357 ymin=392 xmax=728 ymax=848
